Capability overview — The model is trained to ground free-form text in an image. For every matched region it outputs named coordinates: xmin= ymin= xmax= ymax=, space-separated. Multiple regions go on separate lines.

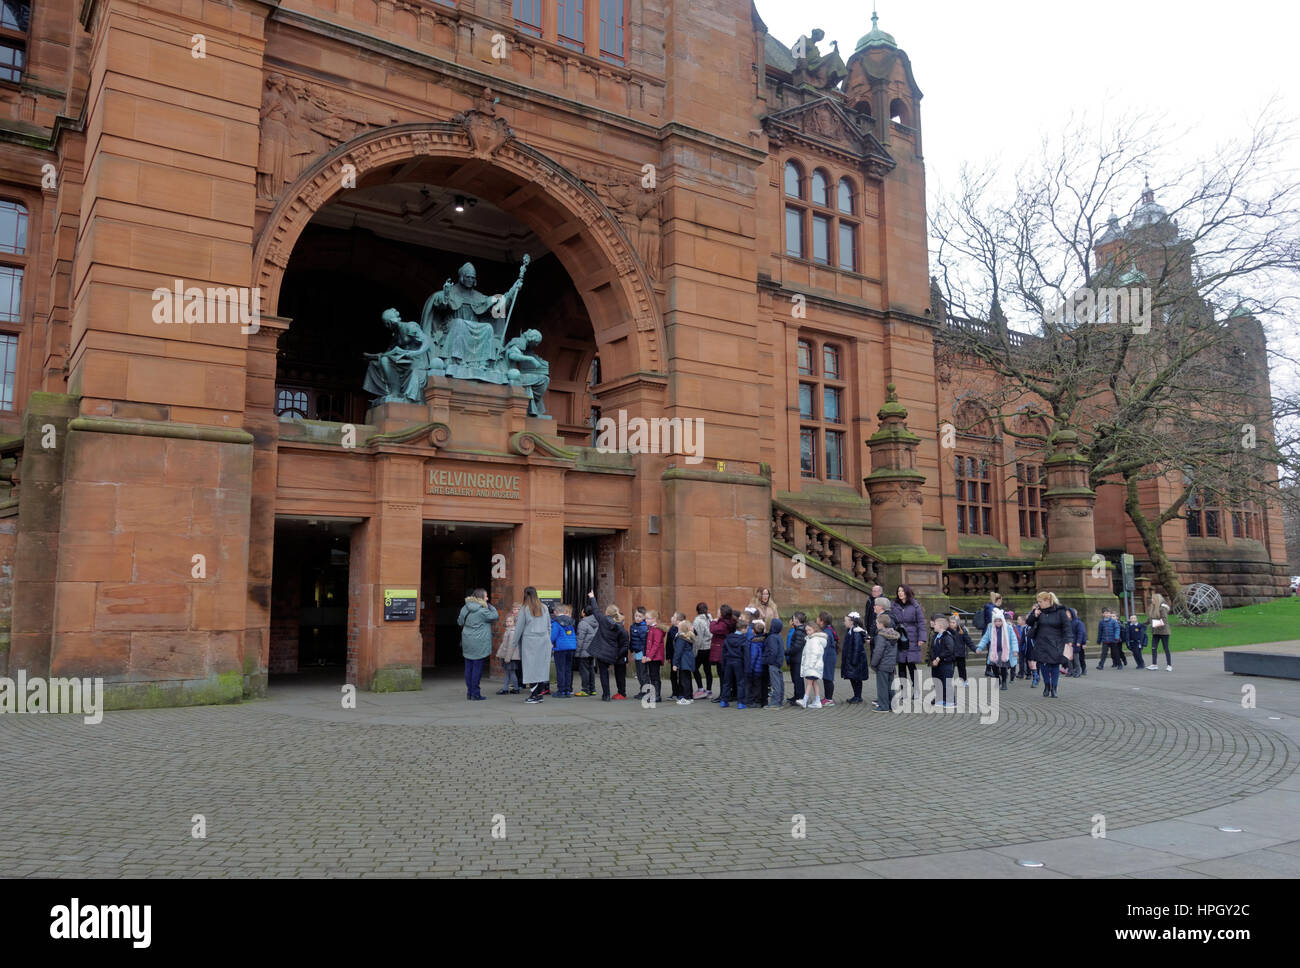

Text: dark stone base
xmin=1224 ymin=651 xmax=1300 ymax=680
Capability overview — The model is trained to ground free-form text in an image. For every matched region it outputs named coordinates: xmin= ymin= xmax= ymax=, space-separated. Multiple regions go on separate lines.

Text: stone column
xmin=348 ymin=453 xmax=424 ymax=691
xmin=242 ymin=314 xmax=289 ymax=697
xmin=864 ymin=384 xmax=947 ymax=610
xmin=1035 ymin=429 xmax=1118 ymax=628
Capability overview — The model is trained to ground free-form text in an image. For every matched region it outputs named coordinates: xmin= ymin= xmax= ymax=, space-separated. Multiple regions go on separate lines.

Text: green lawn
xmin=1136 ymin=595 xmax=1300 ymax=652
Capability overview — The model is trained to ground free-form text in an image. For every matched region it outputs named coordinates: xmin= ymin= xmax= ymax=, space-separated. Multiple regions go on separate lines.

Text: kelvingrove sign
xmin=428 ymin=467 xmax=521 ymax=499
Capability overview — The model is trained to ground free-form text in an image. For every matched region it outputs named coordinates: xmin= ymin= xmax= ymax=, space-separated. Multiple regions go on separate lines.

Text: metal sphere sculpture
xmin=1172 ymin=583 xmax=1223 ymax=626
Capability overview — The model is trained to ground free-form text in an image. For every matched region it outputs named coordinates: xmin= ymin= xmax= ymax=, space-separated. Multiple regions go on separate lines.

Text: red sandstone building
xmin=0 ymin=0 xmax=1287 ymax=706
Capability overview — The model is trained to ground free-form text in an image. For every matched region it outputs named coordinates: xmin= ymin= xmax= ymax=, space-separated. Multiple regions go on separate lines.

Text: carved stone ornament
xmin=256 ymin=72 xmax=400 ymax=199
xmin=453 ymin=87 xmax=515 ymax=159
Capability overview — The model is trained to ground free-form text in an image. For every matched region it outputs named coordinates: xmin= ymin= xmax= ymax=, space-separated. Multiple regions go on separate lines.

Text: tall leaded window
xmin=598 ymin=0 xmax=625 ymax=63
xmin=0 ymin=332 xmax=16 ymax=410
xmin=0 ymin=0 xmax=28 ymax=84
xmin=797 ymin=337 xmax=847 ymax=482
xmin=556 ymin=0 xmax=584 ymax=51
xmin=1186 ymin=490 xmax=1222 ymax=539
xmin=783 ymin=160 xmax=858 ymax=272
xmin=1016 ymin=462 xmax=1047 ymax=538
xmin=955 ymin=455 xmax=992 ymax=536
xmin=0 ymin=198 xmax=25 ymax=410
xmin=513 ymin=0 xmax=543 ymax=37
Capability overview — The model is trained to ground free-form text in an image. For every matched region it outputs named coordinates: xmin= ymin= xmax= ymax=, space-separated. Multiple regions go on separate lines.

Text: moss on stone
xmin=103 ymin=671 xmax=245 ymax=710
xmin=371 ymin=665 xmax=421 ymax=692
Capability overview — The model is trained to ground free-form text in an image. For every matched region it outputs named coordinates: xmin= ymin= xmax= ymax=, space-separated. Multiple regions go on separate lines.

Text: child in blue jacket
xmin=629 ymin=608 xmax=649 ymax=692
xmin=719 ymin=617 xmax=751 ymax=708
xmin=550 ymin=606 xmax=578 ymax=697
xmin=1123 ymin=615 xmax=1148 ymax=669
xmin=745 ymin=619 xmax=767 ymax=708
xmin=672 ymin=619 xmax=696 ymax=704
xmin=1096 ymin=609 xmax=1123 ymax=670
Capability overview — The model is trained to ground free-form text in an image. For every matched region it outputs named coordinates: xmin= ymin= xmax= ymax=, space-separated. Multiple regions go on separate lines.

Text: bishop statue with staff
xmin=422 ymin=256 xmax=530 ymax=383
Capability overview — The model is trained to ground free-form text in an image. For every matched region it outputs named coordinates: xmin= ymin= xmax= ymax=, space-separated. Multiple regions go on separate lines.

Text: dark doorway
xmin=422 ymin=526 xmax=495 ymax=670
xmin=269 ymin=519 xmax=353 ymax=678
xmin=563 ymin=535 xmax=599 ymax=615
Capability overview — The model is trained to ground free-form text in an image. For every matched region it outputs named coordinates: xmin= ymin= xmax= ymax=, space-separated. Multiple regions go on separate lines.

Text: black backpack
xmin=974 ymin=606 xmax=988 ymax=632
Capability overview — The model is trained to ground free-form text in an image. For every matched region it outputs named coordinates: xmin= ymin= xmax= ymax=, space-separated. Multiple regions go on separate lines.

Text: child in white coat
xmin=797 ymin=622 xmax=827 ymax=709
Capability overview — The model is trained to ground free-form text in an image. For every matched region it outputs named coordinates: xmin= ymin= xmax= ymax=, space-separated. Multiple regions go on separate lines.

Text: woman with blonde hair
xmin=1026 ymin=590 xmax=1072 ymax=699
xmin=749 ymin=587 xmax=779 ymax=627
xmin=1148 ymin=593 xmax=1173 ymax=670
xmin=512 ymin=586 xmax=553 ymax=704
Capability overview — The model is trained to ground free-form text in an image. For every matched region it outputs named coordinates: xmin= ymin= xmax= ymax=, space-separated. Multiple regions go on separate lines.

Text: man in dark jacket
xmin=764 ymin=618 xmax=785 ymax=708
xmin=720 ymin=617 xmax=751 ymax=708
xmin=864 ymin=585 xmax=884 ymax=638
xmin=785 ymin=613 xmax=806 ymax=706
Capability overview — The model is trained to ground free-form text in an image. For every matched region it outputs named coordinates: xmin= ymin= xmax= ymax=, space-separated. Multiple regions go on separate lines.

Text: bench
xmin=1223 ymin=651 xmax=1300 ymax=680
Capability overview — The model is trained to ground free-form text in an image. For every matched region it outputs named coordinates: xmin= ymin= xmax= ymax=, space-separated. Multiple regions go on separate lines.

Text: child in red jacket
xmin=643 ymin=610 xmax=667 ymax=704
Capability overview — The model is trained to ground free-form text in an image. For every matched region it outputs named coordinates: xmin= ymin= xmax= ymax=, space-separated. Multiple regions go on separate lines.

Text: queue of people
xmin=457 ymin=583 xmax=1175 ymax=704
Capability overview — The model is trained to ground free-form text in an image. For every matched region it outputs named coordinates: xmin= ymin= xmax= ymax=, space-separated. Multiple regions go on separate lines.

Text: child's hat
xmin=848 ymin=611 xmax=861 ymax=620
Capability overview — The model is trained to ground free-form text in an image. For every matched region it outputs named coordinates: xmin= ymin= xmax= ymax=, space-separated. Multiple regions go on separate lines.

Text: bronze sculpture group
xmin=363 ymin=254 xmax=551 ymax=418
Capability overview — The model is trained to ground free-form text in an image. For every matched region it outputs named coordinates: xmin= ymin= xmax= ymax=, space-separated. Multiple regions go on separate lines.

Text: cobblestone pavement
xmin=3 ymin=645 xmax=1300 ymax=877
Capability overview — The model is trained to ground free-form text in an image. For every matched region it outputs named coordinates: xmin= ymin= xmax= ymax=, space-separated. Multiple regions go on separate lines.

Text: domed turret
xmin=855 ymin=10 xmax=897 ymax=52
xmin=1131 ymin=177 xmax=1169 ymax=228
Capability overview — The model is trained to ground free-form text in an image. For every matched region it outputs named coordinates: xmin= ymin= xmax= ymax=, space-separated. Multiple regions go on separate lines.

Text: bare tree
xmin=932 ymin=108 xmax=1300 ymax=599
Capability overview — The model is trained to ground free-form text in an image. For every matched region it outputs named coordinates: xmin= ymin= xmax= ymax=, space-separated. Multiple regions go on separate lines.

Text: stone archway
xmin=252 ymin=118 xmax=665 ymax=377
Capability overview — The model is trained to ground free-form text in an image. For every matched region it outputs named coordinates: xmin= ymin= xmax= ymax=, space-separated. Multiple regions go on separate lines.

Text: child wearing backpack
xmin=550 ymin=605 xmax=578 ymax=697
xmin=817 ymin=611 xmax=838 ymax=706
xmin=764 ymin=617 xmax=785 ymax=709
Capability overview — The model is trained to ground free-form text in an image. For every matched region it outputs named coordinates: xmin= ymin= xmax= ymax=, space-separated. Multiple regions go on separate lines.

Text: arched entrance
xmin=253 ymin=118 xmax=665 ymax=377
xmin=250 ymin=119 xmax=660 ymax=691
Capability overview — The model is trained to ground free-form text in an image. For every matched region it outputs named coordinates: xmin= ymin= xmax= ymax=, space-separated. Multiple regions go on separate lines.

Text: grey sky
xmin=757 ymin=0 xmax=1300 ymax=390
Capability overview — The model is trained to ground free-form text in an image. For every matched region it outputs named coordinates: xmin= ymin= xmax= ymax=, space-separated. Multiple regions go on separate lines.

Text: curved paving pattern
xmin=1 ymin=680 xmax=1296 ymax=877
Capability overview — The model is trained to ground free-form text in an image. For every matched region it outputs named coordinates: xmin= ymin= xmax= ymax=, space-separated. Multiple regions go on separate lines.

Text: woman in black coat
xmin=587 ymin=591 xmax=630 ymax=701
xmin=1026 ymin=591 xmax=1072 ymax=699
xmin=840 ymin=613 xmax=870 ymax=703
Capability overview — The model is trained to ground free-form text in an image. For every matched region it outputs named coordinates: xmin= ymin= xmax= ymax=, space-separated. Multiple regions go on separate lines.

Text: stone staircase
xmin=770 ymin=501 xmax=883 ymax=616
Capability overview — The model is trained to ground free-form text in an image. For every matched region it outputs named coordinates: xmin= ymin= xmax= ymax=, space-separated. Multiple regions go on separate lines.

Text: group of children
xmin=491 ymin=587 xmax=1174 ymax=707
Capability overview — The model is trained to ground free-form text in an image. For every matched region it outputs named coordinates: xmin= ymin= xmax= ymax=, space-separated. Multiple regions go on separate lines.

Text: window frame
xmin=0 ymin=196 xmax=28 ymax=412
xmin=796 ymin=336 xmax=848 ymax=483
xmin=513 ymin=0 xmax=544 ymax=38
xmin=1015 ymin=462 xmax=1048 ymax=539
xmin=0 ymin=0 xmax=29 ymax=85
xmin=597 ymin=0 xmax=627 ymax=64
xmin=782 ymin=159 xmax=860 ymax=273
xmin=955 ymin=453 xmax=995 ymax=537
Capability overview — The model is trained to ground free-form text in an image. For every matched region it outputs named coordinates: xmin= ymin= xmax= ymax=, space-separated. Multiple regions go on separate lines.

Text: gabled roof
xmin=762 ymin=97 xmax=895 ymax=172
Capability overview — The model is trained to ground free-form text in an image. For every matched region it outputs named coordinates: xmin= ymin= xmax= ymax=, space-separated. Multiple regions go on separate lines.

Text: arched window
xmin=837 ymin=177 xmax=854 ymax=215
xmin=785 ymin=166 xmax=860 ymax=271
xmin=0 ymin=198 xmax=26 ymax=410
xmin=889 ymin=98 xmax=910 ymax=126
xmin=811 ymin=169 xmax=829 ymax=207
xmin=784 ymin=160 xmax=802 ymax=198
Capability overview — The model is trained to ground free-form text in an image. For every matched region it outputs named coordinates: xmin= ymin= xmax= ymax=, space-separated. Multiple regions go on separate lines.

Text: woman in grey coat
xmin=457 ymin=589 xmax=498 ymax=701
xmin=512 ymin=586 xmax=554 ymax=704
